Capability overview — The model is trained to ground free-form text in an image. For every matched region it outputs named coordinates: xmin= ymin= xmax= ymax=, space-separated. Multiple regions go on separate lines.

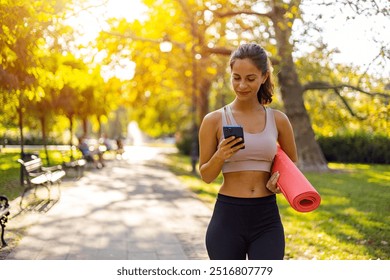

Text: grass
xmin=0 ymin=148 xmax=83 ymax=201
xmin=164 ymin=153 xmax=390 ymax=260
xmin=0 ymin=152 xmax=22 ymax=200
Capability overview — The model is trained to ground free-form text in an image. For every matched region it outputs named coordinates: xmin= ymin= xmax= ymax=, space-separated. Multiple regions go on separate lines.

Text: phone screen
xmin=223 ymin=125 xmax=245 ymax=149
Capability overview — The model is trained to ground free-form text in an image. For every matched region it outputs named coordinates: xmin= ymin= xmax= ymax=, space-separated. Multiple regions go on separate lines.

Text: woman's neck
xmin=231 ymin=99 xmax=263 ymax=112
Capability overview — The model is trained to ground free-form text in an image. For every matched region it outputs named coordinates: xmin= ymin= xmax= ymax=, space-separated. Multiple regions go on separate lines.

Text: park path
xmin=4 ymin=146 xmax=212 ymax=260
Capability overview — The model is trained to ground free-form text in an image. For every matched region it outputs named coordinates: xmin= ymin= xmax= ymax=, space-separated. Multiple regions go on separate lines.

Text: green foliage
xmin=0 ymin=135 xmax=62 ymax=145
xmin=296 ymin=50 xmax=389 ymax=137
xmin=175 ymin=128 xmax=193 ymax=155
xmin=0 ymin=0 xmax=128 ymax=144
xmin=317 ymin=133 xmax=390 ymax=164
xmin=96 ymin=0 xmax=198 ymax=137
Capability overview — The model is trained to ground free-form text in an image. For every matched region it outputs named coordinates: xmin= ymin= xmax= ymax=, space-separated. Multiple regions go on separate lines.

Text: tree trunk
xmin=17 ymin=100 xmax=24 ymax=185
xmin=82 ymin=118 xmax=88 ymax=136
xmin=272 ymin=5 xmax=328 ymax=171
xmin=69 ymin=115 xmax=74 ymax=160
xmin=40 ymin=116 xmax=50 ymax=166
xmin=198 ymin=78 xmax=211 ymax=126
xmin=277 ymin=62 xmax=328 ymax=171
xmin=97 ymin=115 xmax=102 ymax=137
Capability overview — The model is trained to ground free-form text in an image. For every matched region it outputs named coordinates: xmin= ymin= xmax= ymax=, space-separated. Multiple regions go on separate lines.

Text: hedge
xmin=317 ymin=133 xmax=390 ymax=164
xmin=176 ymin=133 xmax=390 ymax=164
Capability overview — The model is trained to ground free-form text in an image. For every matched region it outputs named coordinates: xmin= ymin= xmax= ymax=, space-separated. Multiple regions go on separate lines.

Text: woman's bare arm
xmin=274 ymin=110 xmax=298 ymax=162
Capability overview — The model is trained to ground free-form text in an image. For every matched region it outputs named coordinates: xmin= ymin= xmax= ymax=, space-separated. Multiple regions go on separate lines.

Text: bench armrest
xmin=28 ymin=171 xmax=46 ymax=177
xmin=42 ymin=165 xmax=63 ymax=172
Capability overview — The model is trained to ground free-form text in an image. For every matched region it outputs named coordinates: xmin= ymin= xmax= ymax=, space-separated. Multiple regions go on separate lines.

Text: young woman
xmin=198 ymin=43 xmax=298 ymax=260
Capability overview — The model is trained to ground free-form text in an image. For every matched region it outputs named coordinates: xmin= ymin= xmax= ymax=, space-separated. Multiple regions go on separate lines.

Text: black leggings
xmin=206 ymin=193 xmax=285 ymax=260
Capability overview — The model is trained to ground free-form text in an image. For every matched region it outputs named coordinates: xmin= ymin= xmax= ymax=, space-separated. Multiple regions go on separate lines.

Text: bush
xmin=175 ymin=128 xmax=199 ymax=156
xmin=317 ymin=133 xmax=390 ymax=164
xmin=1 ymin=136 xmax=63 ymax=145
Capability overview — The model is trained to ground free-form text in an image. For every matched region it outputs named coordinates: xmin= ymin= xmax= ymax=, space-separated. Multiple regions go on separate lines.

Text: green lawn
xmin=0 ymin=148 xmax=81 ymax=201
xmin=164 ymin=153 xmax=390 ymax=260
xmin=0 ymin=152 xmax=22 ymax=200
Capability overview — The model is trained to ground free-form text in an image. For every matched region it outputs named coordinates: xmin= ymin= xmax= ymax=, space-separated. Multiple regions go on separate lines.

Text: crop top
xmin=220 ymin=105 xmax=278 ymax=173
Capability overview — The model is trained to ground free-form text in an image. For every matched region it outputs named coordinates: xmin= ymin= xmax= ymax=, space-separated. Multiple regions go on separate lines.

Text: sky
xmin=65 ymin=0 xmax=389 ymax=79
xmin=299 ymin=0 xmax=389 ymax=76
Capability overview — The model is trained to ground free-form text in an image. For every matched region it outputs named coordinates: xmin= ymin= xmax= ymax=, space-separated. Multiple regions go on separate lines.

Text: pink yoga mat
xmin=271 ymin=146 xmax=321 ymax=212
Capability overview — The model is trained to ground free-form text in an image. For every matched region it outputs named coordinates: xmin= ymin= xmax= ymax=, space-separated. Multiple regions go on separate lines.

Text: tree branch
xmin=0 ymin=67 xmax=19 ymax=89
xmin=102 ymin=31 xmax=160 ymax=43
xmin=213 ymin=9 xmax=272 ymax=19
xmin=64 ymin=1 xmax=110 ymax=19
xmin=204 ymin=46 xmax=233 ymax=56
xmin=358 ymin=46 xmax=387 ymax=85
xmin=333 ymin=88 xmax=366 ymax=120
xmin=303 ymin=81 xmax=390 ymax=99
xmin=303 ymin=81 xmax=390 ymax=120
xmin=101 ymin=31 xmax=187 ymax=49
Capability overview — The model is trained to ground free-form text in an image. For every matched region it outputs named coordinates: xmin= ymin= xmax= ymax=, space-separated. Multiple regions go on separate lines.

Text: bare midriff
xmin=219 ymin=171 xmax=274 ymax=198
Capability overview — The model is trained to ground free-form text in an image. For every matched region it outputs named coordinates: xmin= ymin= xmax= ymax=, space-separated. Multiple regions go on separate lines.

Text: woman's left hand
xmin=266 ymin=171 xmax=281 ymax=194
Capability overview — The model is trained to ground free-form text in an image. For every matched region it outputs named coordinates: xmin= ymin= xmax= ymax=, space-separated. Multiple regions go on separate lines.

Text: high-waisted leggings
xmin=206 ymin=193 xmax=285 ymax=260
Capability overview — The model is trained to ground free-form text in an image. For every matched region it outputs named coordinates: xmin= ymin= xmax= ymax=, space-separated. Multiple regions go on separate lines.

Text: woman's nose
xmin=238 ymin=81 xmax=248 ymax=89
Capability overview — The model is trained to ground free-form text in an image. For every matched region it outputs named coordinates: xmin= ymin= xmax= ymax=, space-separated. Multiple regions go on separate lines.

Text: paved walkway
xmin=4 ymin=146 xmax=212 ymax=260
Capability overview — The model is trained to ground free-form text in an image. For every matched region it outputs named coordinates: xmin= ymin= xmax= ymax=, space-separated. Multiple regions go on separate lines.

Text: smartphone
xmin=223 ymin=125 xmax=245 ymax=149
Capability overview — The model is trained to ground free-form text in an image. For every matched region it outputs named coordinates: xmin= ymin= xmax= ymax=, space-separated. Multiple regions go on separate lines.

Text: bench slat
xmin=23 ymin=158 xmax=44 ymax=172
xmin=30 ymin=174 xmax=50 ymax=185
xmin=47 ymin=170 xmax=66 ymax=183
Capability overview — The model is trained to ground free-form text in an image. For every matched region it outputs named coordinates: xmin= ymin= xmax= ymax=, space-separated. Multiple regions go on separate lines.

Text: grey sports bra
xmin=220 ymin=105 xmax=278 ymax=173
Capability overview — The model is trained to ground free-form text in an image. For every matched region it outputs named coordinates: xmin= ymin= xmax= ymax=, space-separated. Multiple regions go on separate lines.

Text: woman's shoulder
xmin=268 ymin=107 xmax=289 ymax=121
xmin=202 ymin=108 xmax=224 ymax=124
xmin=268 ymin=108 xmax=292 ymax=131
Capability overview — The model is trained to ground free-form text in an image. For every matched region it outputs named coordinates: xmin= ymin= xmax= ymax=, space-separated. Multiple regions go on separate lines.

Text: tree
xmin=0 ymin=0 xmax=71 ymax=153
xmin=97 ymin=13 xmax=197 ymax=137
xmin=97 ymin=0 xmax=232 ymax=137
xmin=295 ymin=49 xmax=389 ymax=137
xmin=135 ymin=0 xmax=390 ymax=170
xmin=63 ymin=0 xmax=388 ymax=170
xmin=1 ymin=0 xmax=123 ymax=151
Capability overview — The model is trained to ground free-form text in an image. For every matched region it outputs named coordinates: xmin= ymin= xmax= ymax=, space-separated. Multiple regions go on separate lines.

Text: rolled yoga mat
xmin=271 ymin=146 xmax=321 ymax=212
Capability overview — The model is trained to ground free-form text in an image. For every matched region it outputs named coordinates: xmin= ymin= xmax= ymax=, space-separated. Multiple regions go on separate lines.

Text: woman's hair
xmin=229 ymin=43 xmax=274 ymax=104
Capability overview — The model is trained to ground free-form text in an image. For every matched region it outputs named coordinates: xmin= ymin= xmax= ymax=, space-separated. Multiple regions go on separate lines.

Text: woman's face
xmin=231 ymin=58 xmax=266 ymax=101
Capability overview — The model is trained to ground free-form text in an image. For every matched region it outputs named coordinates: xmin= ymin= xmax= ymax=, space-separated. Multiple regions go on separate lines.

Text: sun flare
xmin=65 ymin=0 xmax=147 ymax=45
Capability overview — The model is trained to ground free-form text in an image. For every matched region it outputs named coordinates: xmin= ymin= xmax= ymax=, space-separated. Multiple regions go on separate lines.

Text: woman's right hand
xmin=216 ymin=136 xmax=245 ymax=160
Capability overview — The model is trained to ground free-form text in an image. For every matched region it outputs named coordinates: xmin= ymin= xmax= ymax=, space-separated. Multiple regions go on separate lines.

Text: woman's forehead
xmin=231 ymin=58 xmax=262 ymax=75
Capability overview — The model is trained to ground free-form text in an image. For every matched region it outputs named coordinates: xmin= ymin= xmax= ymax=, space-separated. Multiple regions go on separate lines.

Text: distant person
xmin=198 ymin=43 xmax=298 ymax=260
xmin=78 ymin=136 xmax=104 ymax=169
xmin=115 ymin=138 xmax=124 ymax=159
xmin=99 ymin=133 xmax=112 ymax=152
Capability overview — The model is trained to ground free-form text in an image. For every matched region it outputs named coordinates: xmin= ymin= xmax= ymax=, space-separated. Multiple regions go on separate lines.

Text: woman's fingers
xmin=266 ymin=171 xmax=281 ymax=193
xmin=225 ymin=136 xmax=244 ymax=149
xmin=222 ymin=137 xmax=244 ymax=157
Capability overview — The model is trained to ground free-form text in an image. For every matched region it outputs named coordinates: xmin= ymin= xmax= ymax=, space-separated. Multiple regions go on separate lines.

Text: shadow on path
xmin=2 ymin=146 xmax=211 ymax=260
